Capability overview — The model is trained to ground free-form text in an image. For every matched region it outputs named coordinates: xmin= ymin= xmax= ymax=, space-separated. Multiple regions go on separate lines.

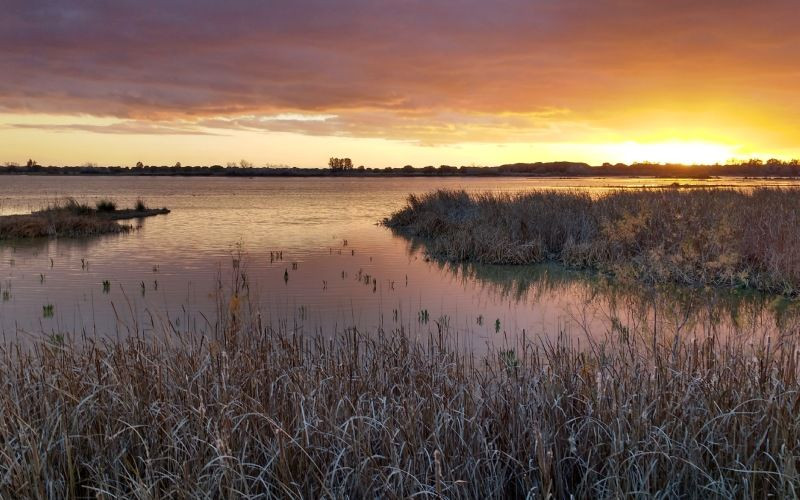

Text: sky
xmin=1 ymin=0 xmax=799 ymax=167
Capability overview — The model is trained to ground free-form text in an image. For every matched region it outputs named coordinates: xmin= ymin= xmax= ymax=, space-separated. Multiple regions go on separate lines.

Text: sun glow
xmin=0 ymin=113 xmax=781 ymax=167
xmin=605 ymin=140 xmax=737 ymax=165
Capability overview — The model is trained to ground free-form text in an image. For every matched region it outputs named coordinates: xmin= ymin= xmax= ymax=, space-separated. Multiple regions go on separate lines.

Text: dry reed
xmin=385 ymin=188 xmax=800 ymax=295
xmin=0 ymin=283 xmax=797 ymax=498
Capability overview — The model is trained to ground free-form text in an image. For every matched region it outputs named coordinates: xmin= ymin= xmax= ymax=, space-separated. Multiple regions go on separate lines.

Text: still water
xmin=1 ymin=176 xmax=799 ymax=346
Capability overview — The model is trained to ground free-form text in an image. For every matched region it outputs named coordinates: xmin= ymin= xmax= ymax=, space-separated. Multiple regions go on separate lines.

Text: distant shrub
xmin=95 ymin=199 xmax=117 ymax=212
xmin=135 ymin=198 xmax=147 ymax=211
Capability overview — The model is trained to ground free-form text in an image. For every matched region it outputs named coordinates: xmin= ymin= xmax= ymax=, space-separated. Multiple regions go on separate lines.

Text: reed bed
xmin=0 ymin=307 xmax=798 ymax=497
xmin=0 ymin=212 xmax=128 ymax=239
xmin=0 ymin=198 xmax=168 ymax=239
xmin=385 ymin=188 xmax=800 ymax=295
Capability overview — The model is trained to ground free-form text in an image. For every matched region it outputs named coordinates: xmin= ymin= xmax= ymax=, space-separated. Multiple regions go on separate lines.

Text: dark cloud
xmin=1 ymin=0 xmax=798 ymax=143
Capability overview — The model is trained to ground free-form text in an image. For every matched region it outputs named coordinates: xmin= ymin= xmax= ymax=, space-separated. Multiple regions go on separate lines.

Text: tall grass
xmin=43 ymin=197 xmax=93 ymax=216
xmin=385 ymin=188 xmax=800 ymax=295
xmin=0 ymin=273 xmax=798 ymax=497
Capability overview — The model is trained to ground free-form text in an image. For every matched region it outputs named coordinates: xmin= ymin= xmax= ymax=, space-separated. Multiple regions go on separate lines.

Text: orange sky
xmin=1 ymin=1 xmax=799 ymax=167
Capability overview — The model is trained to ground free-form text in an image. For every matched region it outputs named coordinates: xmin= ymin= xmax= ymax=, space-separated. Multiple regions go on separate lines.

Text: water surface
xmin=1 ymin=176 xmax=798 ymax=346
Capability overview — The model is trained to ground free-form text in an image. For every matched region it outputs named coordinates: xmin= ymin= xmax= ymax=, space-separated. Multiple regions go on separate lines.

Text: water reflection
xmin=434 ymin=257 xmax=800 ymax=344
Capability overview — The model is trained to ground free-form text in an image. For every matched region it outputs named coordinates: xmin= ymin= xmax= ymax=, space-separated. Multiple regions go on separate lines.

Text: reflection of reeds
xmin=386 ymin=188 xmax=800 ymax=295
xmin=437 ymin=260 xmax=592 ymax=302
xmin=433 ymin=259 xmax=800 ymax=338
xmin=0 ymin=278 xmax=798 ymax=497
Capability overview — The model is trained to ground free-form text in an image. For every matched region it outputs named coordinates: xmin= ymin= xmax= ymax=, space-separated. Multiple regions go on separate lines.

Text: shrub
xmin=95 ymin=199 xmax=117 ymax=212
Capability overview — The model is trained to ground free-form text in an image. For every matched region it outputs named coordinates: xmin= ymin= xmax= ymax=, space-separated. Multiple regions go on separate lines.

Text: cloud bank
xmin=2 ymin=0 xmax=799 ymax=146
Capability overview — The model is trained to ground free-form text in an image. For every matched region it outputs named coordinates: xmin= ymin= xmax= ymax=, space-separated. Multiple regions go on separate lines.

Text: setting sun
xmin=605 ymin=140 xmax=738 ymax=165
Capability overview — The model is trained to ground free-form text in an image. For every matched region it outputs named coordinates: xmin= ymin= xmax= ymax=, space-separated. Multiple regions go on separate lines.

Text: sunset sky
xmin=2 ymin=1 xmax=799 ymax=167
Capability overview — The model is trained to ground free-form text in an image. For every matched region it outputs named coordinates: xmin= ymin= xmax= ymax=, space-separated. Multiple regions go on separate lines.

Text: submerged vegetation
xmin=0 ymin=198 xmax=169 ymax=239
xmin=0 ymin=281 xmax=797 ymax=497
xmin=386 ymin=188 xmax=800 ymax=295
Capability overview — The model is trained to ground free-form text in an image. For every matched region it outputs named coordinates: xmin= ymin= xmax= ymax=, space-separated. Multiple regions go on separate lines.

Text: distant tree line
xmin=4 ymin=158 xmax=800 ymax=178
xmin=328 ymin=157 xmax=354 ymax=172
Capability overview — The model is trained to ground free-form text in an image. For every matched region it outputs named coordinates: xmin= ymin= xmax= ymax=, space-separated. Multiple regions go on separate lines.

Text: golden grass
xmin=385 ymin=188 xmax=800 ymax=295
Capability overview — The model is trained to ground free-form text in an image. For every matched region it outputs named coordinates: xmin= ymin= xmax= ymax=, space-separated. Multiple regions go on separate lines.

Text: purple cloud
xmin=1 ymin=0 xmax=798 ymax=143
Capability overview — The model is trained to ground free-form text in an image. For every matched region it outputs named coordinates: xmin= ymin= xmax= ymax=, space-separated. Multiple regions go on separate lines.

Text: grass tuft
xmin=95 ymin=199 xmax=117 ymax=212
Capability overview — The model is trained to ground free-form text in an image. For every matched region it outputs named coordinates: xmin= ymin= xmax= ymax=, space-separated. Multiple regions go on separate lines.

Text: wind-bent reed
xmin=0 ymin=289 xmax=798 ymax=497
xmin=385 ymin=188 xmax=800 ymax=295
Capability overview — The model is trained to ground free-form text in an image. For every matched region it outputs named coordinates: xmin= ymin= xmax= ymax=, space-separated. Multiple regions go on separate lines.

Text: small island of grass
xmin=0 ymin=198 xmax=170 ymax=239
xmin=385 ymin=188 xmax=800 ymax=295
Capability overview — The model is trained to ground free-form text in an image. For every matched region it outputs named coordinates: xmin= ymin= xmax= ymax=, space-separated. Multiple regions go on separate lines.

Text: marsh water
xmin=2 ymin=176 xmax=800 ymax=347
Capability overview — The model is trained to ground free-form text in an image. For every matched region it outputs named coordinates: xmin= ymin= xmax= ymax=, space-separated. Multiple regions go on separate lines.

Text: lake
xmin=1 ymin=175 xmax=799 ymax=347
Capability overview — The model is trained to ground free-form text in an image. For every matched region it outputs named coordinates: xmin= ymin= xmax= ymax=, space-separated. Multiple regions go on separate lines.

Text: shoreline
xmin=2 ymin=172 xmax=799 ymax=179
xmin=100 ymin=207 xmax=171 ymax=220
xmin=3 ymin=161 xmax=800 ymax=178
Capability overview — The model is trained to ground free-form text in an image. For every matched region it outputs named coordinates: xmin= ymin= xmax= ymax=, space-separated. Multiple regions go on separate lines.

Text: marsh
xmin=1 ymin=176 xmax=800 ymax=497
